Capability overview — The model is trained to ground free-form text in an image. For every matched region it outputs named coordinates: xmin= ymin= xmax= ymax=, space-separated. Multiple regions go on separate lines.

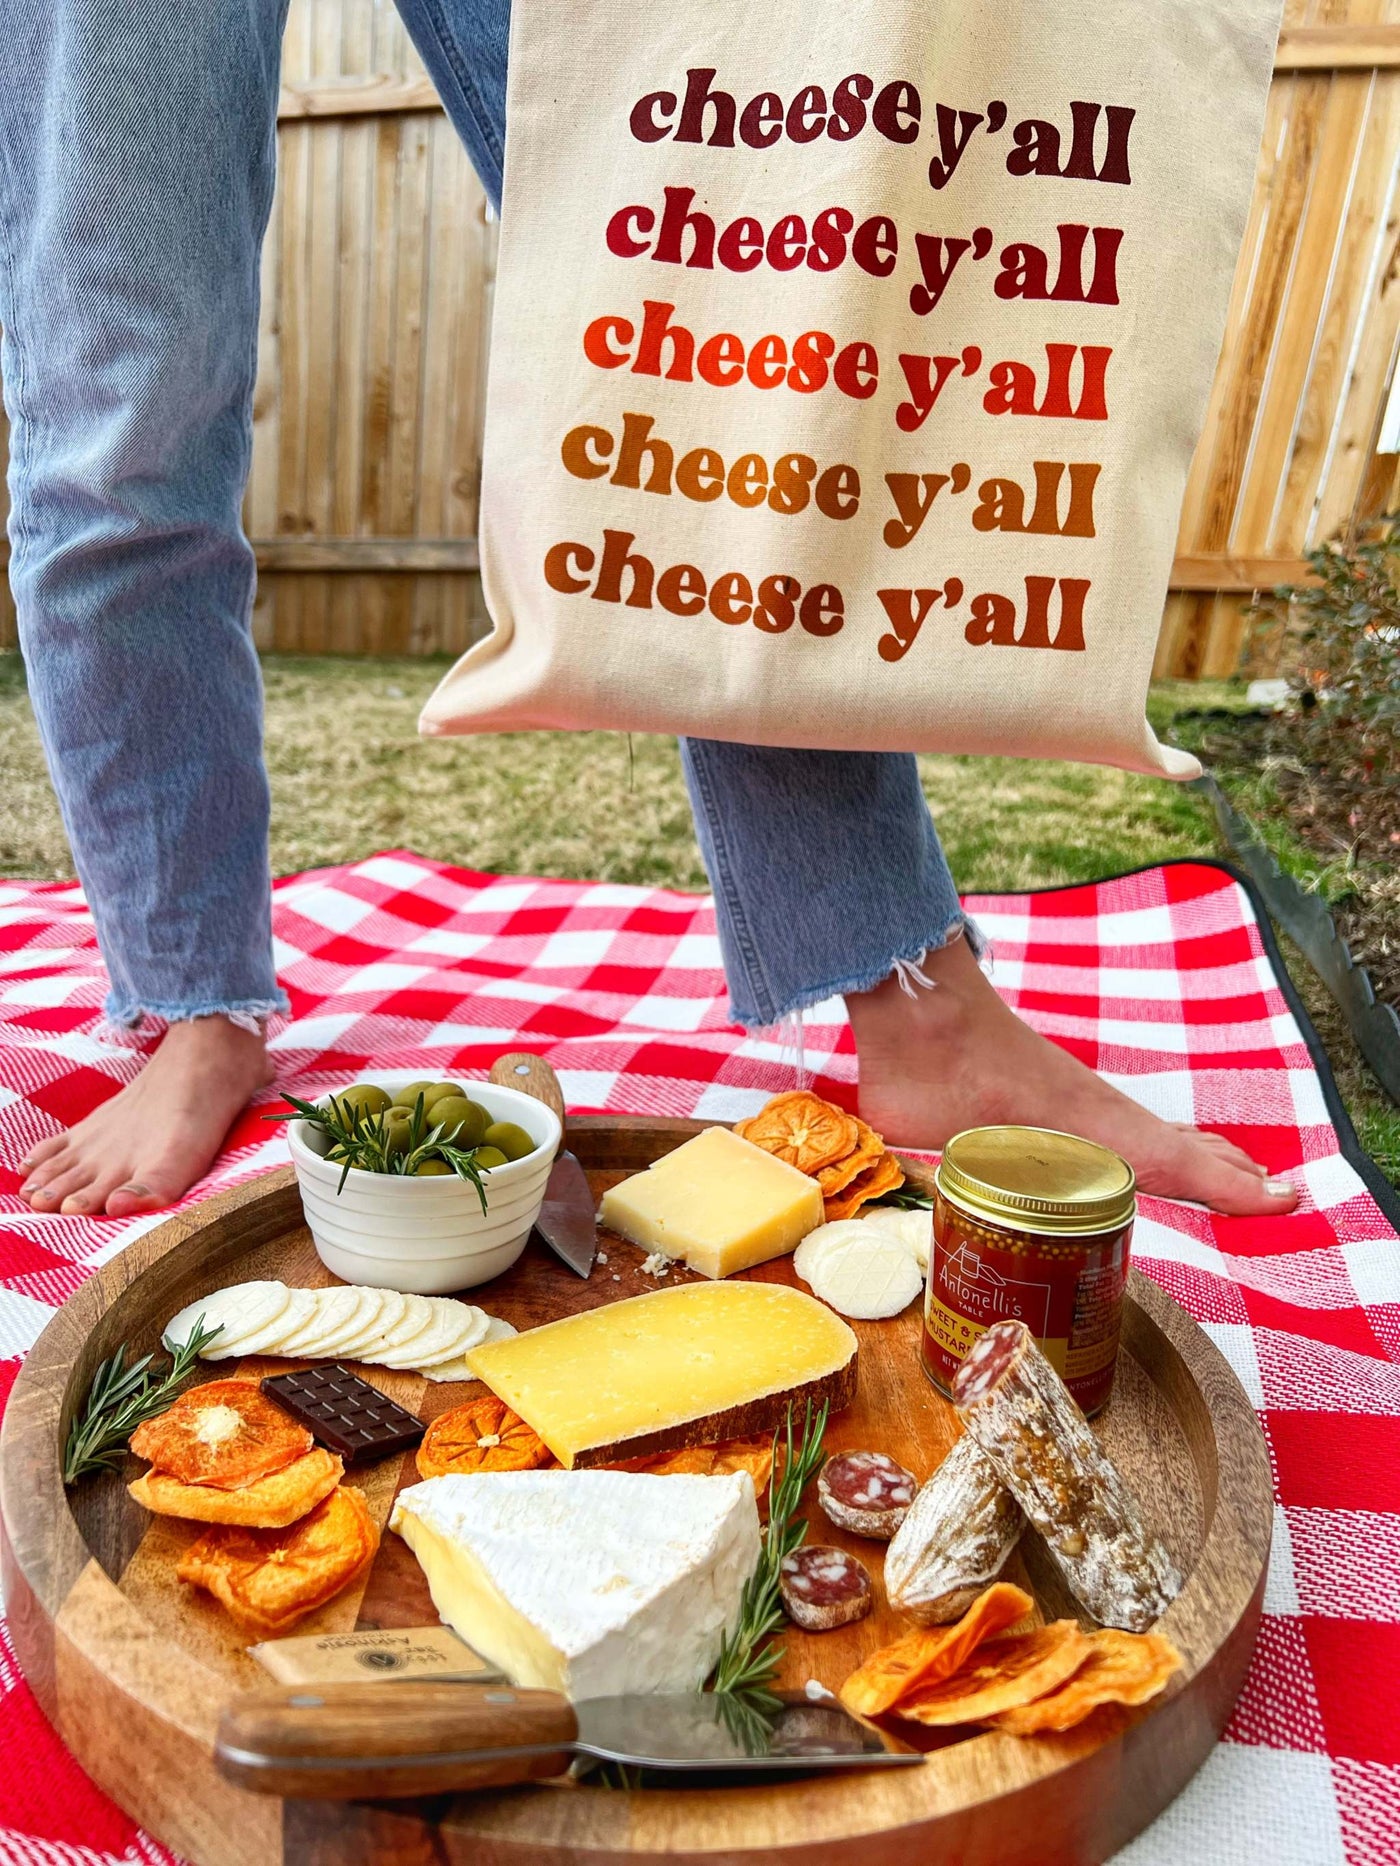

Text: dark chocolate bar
xmin=261 ymin=1365 xmax=425 ymax=1463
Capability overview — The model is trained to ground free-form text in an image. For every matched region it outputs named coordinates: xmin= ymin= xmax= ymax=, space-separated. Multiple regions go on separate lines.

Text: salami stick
xmin=954 ymin=1320 xmax=1181 ymax=1632
xmin=884 ymin=1435 xmax=1023 ymax=1624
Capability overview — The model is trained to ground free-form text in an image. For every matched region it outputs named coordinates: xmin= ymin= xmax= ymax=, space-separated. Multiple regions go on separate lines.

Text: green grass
xmin=2 ymin=652 xmax=1394 ymax=1182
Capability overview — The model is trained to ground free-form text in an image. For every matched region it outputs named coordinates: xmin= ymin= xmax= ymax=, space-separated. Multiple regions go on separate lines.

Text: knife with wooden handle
xmin=215 ymin=1681 xmax=920 ymax=1799
xmin=489 ymin=1052 xmax=596 ymax=1277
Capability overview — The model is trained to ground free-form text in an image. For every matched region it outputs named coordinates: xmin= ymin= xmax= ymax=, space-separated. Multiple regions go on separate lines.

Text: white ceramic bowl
xmin=287 ymin=1070 xmax=562 ymax=1294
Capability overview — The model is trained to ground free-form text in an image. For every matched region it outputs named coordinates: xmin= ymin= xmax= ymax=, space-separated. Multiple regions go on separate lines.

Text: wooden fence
xmin=1 ymin=0 xmax=1398 ymax=674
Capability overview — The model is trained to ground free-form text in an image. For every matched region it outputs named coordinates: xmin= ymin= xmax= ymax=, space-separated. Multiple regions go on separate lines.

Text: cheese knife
xmin=489 ymin=1052 xmax=596 ymax=1277
xmin=215 ymin=1681 xmax=922 ymax=1799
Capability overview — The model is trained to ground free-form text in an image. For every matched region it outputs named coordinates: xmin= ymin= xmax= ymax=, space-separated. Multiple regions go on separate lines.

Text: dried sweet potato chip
xmin=129 ymin=1447 xmax=344 ymax=1527
xmin=131 ymin=1379 xmax=313 ymax=1490
xmin=816 ymin=1119 xmax=887 ymax=1194
xmin=983 ymin=1630 xmax=1182 ymax=1735
xmin=839 ymin=1582 xmax=1034 ymax=1718
xmin=735 ymin=1091 xmax=859 ymax=1174
xmin=823 ymin=1151 xmax=906 ymax=1223
xmin=416 ymin=1395 xmax=551 ymax=1479
xmin=896 ymin=1622 xmax=1093 ymax=1726
xmin=178 ymin=1484 xmax=378 ymax=1637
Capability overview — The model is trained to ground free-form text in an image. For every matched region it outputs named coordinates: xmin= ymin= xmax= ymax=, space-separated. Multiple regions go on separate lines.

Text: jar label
xmin=922 ymin=1194 xmax=1131 ymax=1415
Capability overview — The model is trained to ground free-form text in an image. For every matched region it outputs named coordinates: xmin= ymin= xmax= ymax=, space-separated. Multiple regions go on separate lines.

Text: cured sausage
xmin=818 ymin=1450 xmax=918 ymax=1539
xmin=779 ymin=1545 xmax=873 ymax=1631
xmin=954 ymin=1320 xmax=1181 ymax=1632
xmin=884 ymin=1435 xmax=1023 ymax=1623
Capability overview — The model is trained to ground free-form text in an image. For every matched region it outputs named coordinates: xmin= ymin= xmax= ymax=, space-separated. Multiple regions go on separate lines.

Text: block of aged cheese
xmin=390 ymin=1469 xmax=761 ymax=1698
xmin=465 ymin=1281 xmax=858 ymax=1468
xmin=598 ymin=1125 xmax=824 ymax=1278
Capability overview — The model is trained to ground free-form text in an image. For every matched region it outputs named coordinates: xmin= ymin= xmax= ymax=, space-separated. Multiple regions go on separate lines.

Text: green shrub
xmin=1251 ymin=514 xmax=1400 ymax=787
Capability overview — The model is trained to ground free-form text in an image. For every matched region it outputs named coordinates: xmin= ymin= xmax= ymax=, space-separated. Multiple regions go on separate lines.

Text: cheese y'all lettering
xmin=541 ymin=532 xmax=1093 ymax=658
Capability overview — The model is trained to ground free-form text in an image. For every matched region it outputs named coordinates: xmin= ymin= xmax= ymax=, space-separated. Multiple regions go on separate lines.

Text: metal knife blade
xmin=573 ymin=1689 xmax=922 ymax=1773
xmin=533 ymin=1149 xmax=597 ymax=1277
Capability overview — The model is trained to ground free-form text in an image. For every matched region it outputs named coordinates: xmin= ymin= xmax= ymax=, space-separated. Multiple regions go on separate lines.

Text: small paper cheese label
xmin=250 ymin=1625 xmax=499 ymax=1685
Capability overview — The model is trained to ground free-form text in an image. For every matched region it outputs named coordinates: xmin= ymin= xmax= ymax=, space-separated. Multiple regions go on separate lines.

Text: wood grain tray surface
xmin=0 ymin=1119 xmax=1272 ymax=1866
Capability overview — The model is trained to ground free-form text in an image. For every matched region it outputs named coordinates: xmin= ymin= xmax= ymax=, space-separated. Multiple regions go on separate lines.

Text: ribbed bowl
xmin=286 ymin=1071 xmax=562 ymax=1294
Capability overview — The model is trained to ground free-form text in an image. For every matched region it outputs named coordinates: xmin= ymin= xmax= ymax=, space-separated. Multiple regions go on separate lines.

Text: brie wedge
xmin=391 ymin=1469 xmax=761 ymax=1698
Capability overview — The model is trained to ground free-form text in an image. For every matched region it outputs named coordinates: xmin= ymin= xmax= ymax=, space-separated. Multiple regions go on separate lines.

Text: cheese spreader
xmin=215 ymin=1681 xmax=921 ymax=1799
xmin=489 ymin=1052 xmax=596 ymax=1277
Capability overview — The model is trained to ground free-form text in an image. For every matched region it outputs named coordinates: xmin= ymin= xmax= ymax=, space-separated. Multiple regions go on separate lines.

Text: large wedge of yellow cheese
xmin=598 ymin=1126 xmax=823 ymax=1279
xmin=465 ymin=1282 xmax=858 ymax=1468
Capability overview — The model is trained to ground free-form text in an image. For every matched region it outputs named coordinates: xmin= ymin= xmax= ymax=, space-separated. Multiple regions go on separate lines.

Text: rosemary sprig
xmin=872 ymin=1186 xmax=933 ymax=1210
xmin=266 ymin=1091 xmax=489 ymax=1214
xmin=63 ymin=1320 xmax=224 ymax=1486
xmin=710 ymin=1399 xmax=829 ymax=1703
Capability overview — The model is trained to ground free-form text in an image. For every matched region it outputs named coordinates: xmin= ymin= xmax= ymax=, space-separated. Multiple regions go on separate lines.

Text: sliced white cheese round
xmin=163 ymin=1282 xmax=290 ymax=1357
xmin=416 ymin=1314 xmax=515 ymax=1382
xmin=805 ymin=1232 xmax=923 ymax=1320
xmin=860 ymin=1205 xmax=933 ymax=1272
xmin=274 ymin=1284 xmax=375 ymax=1358
xmin=335 ymin=1288 xmax=410 ymax=1362
xmin=373 ymin=1292 xmax=440 ymax=1356
xmin=239 ymin=1285 xmax=320 ymax=1355
xmin=379 ymin=1297 xmax=488 ymax=1368
xmin=793 ymin=1221 xmax=875 ymax=1289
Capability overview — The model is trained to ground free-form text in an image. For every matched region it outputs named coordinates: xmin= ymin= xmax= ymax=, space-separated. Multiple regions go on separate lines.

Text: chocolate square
xmin=261 ymin=1365 xmax=425 ymax=1463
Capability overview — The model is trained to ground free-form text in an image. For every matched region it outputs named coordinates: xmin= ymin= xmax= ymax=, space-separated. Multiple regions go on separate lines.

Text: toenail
xmin=117 ymin=1182 xmax=149 ymax=1196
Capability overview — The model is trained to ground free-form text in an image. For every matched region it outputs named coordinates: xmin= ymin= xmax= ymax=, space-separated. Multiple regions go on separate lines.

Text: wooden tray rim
xmin=0 ymin=1124 xmax=1273 ymax=1865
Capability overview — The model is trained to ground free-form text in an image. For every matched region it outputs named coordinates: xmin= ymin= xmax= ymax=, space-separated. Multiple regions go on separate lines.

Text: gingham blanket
xmin=1 ymin=853 xmax=1397 ymax=1866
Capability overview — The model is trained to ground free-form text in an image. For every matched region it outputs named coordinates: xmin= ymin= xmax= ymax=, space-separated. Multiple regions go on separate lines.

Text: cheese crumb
xmin=640 ymin=1251 xmax=672 ymax=1277
xmin=476 ymin=1434 xmax=501 ymax=1449
xmin=804 ymin=1679 xmax=832 ymax=1701
xmin=191 ymin=1404 xmax=243 ymax=1448
xmin=596 ymin=1251 xmax=608 ymax=1264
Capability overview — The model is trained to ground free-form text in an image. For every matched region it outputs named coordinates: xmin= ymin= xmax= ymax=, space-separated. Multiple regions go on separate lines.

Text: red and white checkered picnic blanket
xmin=1 ymin=852 xmax=1397 ymax=1866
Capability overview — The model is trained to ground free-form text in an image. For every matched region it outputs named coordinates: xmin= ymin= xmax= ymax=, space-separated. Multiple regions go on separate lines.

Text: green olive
xmin=412 ymin=1158 xmax=455 ymax=1176
xmin=377 ymin=1106 xmax=417 ymax=1156
xmin=391 ymin=1078 xmax=436 ymax=1111
xmin=429 ymin=1096 xmax=491 ymax=1148
xmin=422 ymin=1081 xmax=467 ymax=1112
xmin=302 ymin=1123 xmax=333 ymax=1156
xmin=329 ymin=1082 xmax=392 ymax=1124
xmin=482 ymin=1121 xmax=536 ymax=1162
xmin=474 ymin=1145 xmax=509 ymax=1170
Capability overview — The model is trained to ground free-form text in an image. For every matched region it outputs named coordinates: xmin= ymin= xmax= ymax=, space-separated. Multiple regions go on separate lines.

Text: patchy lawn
xmin=2 ymin=652 xmax=1393 ymax=1180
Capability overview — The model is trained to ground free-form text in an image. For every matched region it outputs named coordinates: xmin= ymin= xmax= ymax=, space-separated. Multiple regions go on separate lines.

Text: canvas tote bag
xmin=420 ymin=0 xmax=1284 ymax=777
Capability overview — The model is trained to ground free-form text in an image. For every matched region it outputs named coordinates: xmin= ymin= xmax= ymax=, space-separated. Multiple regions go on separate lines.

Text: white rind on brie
xmin=391 ymin=1470 xmax=761 ymax=1700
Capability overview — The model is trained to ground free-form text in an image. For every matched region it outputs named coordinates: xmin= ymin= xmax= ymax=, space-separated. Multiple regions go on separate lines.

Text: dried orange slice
xmin=130 ymin=1379 xmax=313 ymax=1489
xmin=416 ymin=1396 xmax=551 ymax=1479
xmin=130 ymin=1447 xmax=344 ymax=1527
xmin=735 ymin=1091 xmax=859 ymax=1174
xmin=895 ymin=1622 xmax=1093 ymax=1726
xmin=609 ymin=1434 xmax=776 ymax=1494
xmin=983 ymin=1630 xmax=1182 ymax=1735
xmin=840 ymin=1582 xmax=1033 ymax=1718
xmin=823 ymin=1152 xmax=905 ymax=1222
xmin=177 ymin=1484 xmax=379 ymax=1637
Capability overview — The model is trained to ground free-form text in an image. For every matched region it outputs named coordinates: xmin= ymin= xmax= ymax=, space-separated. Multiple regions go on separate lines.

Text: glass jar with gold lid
xmin=922 ymin=1125 xmax=1136 ymax=1417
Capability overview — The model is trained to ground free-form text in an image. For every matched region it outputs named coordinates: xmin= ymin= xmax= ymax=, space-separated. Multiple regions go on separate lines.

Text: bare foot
xmin=18 ymin=1016 xmax=274 ymax=1219
xmin=846 ymin=935 xmax=1300 ymax=1217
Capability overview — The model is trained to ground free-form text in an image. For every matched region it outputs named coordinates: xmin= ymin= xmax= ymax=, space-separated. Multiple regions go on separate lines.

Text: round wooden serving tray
xmin=1 ymin=1120 xmax=1272 ymax=1866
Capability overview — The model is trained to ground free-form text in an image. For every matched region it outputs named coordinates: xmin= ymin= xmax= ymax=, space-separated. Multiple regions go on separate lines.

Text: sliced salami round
xmin=818 ymin=1450 xmax=918 ymax=1539
xmin=778 ymin=1545 xmax=873 ymax=1631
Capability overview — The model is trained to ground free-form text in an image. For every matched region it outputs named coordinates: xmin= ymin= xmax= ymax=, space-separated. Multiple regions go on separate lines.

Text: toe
xmin=105 ymin=1179 xmax=181 ymax=1218
xmin=1197 ymin=1158 xmax=1299 ymax=1217
xmin=18 ymin=1132 xmax=69 ymax=1176
xmin=26 ymin=1163 xmax=100 ymax=1211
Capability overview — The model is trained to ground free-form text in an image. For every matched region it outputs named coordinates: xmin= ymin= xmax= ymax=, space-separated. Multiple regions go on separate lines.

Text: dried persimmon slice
xmin=816 ymin=1118 xmax=886 ymax=1194
xmin=178 ymin=1484 xmax=379 ymax=1637
xmin=984 ymin=1629 xmax=1182 ymax=1734
xmin=416 ymin=1395 xmax=551 ymax=1478
xmin=840 ymin=1582 xmax=1034 ymax=1718
xmin=895 ymin=1622 xmax=1093 ymax=1726
xmin=130 ymin=1379 xmax=313 ymax=1489
xmin=735 ymin=1091 xmax=859 ymax=1174
xmin=823 ymin=1151 xmax=906 ymax=1222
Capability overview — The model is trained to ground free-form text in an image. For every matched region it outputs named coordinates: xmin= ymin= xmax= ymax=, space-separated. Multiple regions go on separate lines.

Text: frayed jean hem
xmin=99 ymin=994 xmax=290 ymax=1040
xmin=726 ymin=911 xmax=989 ymax=1032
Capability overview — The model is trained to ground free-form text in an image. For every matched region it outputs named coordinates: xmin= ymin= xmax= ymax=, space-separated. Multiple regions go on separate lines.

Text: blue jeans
xmin=0 ymin=0 xmax=973 ymax=1032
